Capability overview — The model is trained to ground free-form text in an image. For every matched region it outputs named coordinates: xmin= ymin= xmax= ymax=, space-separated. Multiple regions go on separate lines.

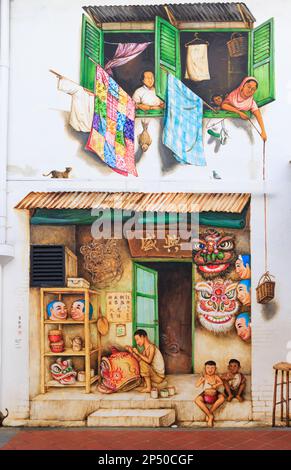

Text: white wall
xmin=1 ymin=0 xmax=291 ymax=422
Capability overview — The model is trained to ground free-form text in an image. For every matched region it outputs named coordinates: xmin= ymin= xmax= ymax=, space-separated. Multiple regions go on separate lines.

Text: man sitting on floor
xmin=126 ymin=329 xmax=166 ymax=393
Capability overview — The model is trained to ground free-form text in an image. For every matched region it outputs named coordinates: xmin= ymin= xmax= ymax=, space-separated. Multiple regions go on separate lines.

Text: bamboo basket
xmin=256 ymin=272 xmax=275 ymax=304
xmin=227 ymin=33 xmax=248 ymax=57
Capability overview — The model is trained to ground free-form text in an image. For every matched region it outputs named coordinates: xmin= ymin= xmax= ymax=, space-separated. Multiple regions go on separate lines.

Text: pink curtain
xmin=105 ymin=42 xmax=151 ymax=75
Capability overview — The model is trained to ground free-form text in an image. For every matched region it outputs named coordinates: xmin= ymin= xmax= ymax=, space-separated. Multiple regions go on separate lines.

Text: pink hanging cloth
xmin=105 ymin=42 xmax=151 ymax=75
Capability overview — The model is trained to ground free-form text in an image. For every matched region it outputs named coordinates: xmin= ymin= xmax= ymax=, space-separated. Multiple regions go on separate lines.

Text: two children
xmin=195 ymin=359 xmax=246 ymax=427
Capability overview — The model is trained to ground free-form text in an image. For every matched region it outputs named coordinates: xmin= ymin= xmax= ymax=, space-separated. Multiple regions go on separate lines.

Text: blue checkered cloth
xmin=163 ymin=73 xmax=206 ymax=166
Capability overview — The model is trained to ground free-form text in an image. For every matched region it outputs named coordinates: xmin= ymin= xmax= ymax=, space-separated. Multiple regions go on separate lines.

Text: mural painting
xmin=9 ymin=0 xmax=275 ymax=430
xmin=46 ymin=2 xmax=274 ymax=179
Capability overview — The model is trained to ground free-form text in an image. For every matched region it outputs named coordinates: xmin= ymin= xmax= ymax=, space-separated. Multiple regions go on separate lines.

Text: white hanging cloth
xmin=57 ymin=77 xmax=94 ymax=132
xmin=185 ymin=44 xmax=210 ymax=82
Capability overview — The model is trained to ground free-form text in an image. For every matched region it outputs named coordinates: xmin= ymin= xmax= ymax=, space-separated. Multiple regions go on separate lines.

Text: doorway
xmin=133 ymin=261 xmax=193 ymax=374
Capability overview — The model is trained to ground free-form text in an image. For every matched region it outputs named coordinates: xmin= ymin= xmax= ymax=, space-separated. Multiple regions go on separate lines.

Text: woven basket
xmin=256 ymin=272 xmax=275 ymax=304
xmin=227 ymin=33 xmax=248 ymax=57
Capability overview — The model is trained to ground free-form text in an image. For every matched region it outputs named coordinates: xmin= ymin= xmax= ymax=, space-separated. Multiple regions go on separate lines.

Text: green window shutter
xmin=155 ymin=16 xmax=181 ymax=101
xmin=80 ymin=14 xmax=104 ymax=91
xmin=250 ymin=18 xmax=275 ymax=107
xmin=133 ymin=263 xmax=159 ymax=346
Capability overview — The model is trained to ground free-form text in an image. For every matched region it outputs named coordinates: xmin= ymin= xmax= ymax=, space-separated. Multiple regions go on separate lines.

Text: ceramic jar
xmin=168 ymin=386 xmax=176 ymax=396
xmin=50 ymin=340 xmax=64 ymax=353
xmin=77 ymin=371 xmax=86 ymax=382
xmin=150 ymin=388 xmax=158 ymax=399
xmin=48 ymin=330 xmax=63 ymax=343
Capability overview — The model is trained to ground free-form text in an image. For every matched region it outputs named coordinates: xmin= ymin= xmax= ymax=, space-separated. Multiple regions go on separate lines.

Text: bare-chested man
xmin=126 ymin=329 xmax=165 ymax=393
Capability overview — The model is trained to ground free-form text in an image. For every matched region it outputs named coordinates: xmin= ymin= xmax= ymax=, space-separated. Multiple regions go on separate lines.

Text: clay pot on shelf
xmin=50 ymin=340 xmax=65 ymax=353
xmin=77 ymin=371 xmax=86 ymax=382
xmin=48 ymin=330 xmax=63 ymax=343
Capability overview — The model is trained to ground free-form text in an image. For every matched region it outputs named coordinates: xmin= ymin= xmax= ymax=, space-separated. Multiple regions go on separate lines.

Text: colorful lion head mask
xmin=50 ymin=358 xmax=77 ymax=385
xmin=192 ymin=229 xmax=236 ymax=279
xmin=195 ymin=278 xmax=240 ymax=333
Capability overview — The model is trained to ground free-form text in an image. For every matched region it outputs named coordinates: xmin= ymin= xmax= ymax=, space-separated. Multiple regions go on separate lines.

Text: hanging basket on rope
xmin=227 ymin=33 xmax=248 ymax=57
xmin=256 ymin=271 xmax=275 ymax=304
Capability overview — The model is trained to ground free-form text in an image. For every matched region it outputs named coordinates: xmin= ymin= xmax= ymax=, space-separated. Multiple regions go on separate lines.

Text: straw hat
xmin=97 ymin=316 xmax=109 ymax=336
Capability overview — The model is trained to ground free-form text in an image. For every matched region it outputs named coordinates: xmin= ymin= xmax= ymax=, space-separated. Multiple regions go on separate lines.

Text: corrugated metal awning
xmin=15 ymin=192 xmax=250 ymax=214
xmin=83 ymin=2 xmax=255 ymax=24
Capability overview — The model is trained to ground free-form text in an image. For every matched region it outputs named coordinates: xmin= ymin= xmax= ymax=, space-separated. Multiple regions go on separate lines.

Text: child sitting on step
xmin=194 ymin=360 xmax=225 ymax=427
xmin=221 ymin=359 xmax=246 ymax=402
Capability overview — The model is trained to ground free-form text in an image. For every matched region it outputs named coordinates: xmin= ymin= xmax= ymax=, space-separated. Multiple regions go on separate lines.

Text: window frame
xmin=175 ymin=26 xmax=253 ymax=119
xmin=105 ymin=27 xmax=253 ymax=119
xmin=81 ymin=17 xmax=274 ymax=119
xmin=102 ymin=29 xmax=163 ymax=118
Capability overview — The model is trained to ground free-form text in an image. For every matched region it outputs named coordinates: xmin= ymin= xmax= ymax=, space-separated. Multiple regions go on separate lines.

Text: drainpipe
xmin=0 ymin=0 xmax=14 ymax=411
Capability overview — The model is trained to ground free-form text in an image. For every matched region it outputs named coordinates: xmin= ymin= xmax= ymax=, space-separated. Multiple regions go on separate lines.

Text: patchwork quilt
xmin=86 ymin=65 xmax=137 ymax=176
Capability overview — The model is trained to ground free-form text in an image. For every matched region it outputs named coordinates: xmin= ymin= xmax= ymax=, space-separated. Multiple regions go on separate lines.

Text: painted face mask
xmin=192 ymin=229 xmax=236 ymax=279
xmin=235 ymin=254 xmax=251 ymax=280
xmin=98 ymin=347 xmax=141 ymax=394
xmin=196 ymin=279 xmax=240 ymax=333
xmin=47 ymin=301 xmax=68 ymax=321
xmin=70 ymin=299 xmax=93 ymax=321
xmin=50 ymin=358 xmax=77 ymax=384
xmin=237 ymin=280 xmax=251 ymax=306
xmin=235 ymin=313 xmax=251 ymax=342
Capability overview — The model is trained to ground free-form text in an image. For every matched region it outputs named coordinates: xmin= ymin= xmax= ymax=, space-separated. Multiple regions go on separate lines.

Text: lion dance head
xmin=195 ymin=278 xmax=239 ymax=334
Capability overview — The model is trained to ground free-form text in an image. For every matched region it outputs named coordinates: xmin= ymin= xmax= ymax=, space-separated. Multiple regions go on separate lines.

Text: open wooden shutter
xmin=80 ymin=14 xmax=104 ymax=91
xmin=155 ymin=16 xmax=181 ymax=101
xmin=134 ymin=263 xmax=159 ymax=346
xmin=250 ymin=18 xmax=275 ymax=107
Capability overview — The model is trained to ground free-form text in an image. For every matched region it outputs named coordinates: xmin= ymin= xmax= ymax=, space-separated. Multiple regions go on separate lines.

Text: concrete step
xmin=179 ymin=420 xmax=265 ymax=428
xmin=178 ymin=398 xmax=253 ymax=422
xmin=87 ymin=409 xmax=176 ymax=427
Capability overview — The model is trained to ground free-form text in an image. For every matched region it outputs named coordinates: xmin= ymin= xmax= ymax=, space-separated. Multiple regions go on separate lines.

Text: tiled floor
xmin=1 ymin=428 xmax=291 ymax=450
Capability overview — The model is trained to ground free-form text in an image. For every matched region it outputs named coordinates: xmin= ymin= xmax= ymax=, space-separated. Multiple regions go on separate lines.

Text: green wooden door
xmin=155 ymin=16 xmax=181 ymax=102
xmin=80 ymin=14 xmax=104 ymax=91
xmin=250 ymin=18 xmax=275 ymax=107
xmin=133 ymin=263 xmax=159 ymax=346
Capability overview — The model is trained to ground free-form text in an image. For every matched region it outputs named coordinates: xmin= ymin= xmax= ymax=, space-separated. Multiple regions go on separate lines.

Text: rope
xmin=263 ymin=141 xmax=268 ymax=272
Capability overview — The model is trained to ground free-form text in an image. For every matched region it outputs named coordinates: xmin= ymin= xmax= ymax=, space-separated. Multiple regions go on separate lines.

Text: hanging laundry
xmin=86 ymin=65 xmax=137 ymax=177
xmin=58 ymin=77 xmax=94 ymax=132
xmin=105 ymin=42 xmax=151 ymax=76
xmin=207 ymin=120 xmax=229 ymax=145
xmin=163 ymin=73 xmax=206 ymax=166
xmin=185 ymin=44 xmax=210 ymax=81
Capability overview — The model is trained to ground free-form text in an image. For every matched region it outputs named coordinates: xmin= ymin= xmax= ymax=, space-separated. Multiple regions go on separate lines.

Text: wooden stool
xmin=272 ymin=362 xmax=291 ymax=427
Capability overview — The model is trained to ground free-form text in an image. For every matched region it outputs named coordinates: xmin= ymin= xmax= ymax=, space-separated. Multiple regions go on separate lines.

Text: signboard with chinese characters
xmin=106 ymin=292 xmax=132 ymax=323
xmin=127 ymin=230 xmax=192 ymax=258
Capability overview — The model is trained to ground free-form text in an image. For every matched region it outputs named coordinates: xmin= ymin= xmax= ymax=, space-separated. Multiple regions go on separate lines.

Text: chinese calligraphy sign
xmin=106 ymin=292 xmax=132 ymax=323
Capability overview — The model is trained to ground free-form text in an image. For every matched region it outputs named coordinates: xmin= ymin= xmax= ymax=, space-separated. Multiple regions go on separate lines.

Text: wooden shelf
xmin=41 ymin=287 xmax=102 ymax=394
xmin=46 ymin=375 xmax=100 ymax=388
xmin=44 ymin=320 xmax=97 ymax=325
xmin=44 ymin=347 xmax=101 ymax=357
xmin=45 ymin=349 xmax=86 ymax=357
xmin=46 ymin=380 xmax=86 ymax=388
xmin=41 ymin=288 xmax=99 ymax=295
